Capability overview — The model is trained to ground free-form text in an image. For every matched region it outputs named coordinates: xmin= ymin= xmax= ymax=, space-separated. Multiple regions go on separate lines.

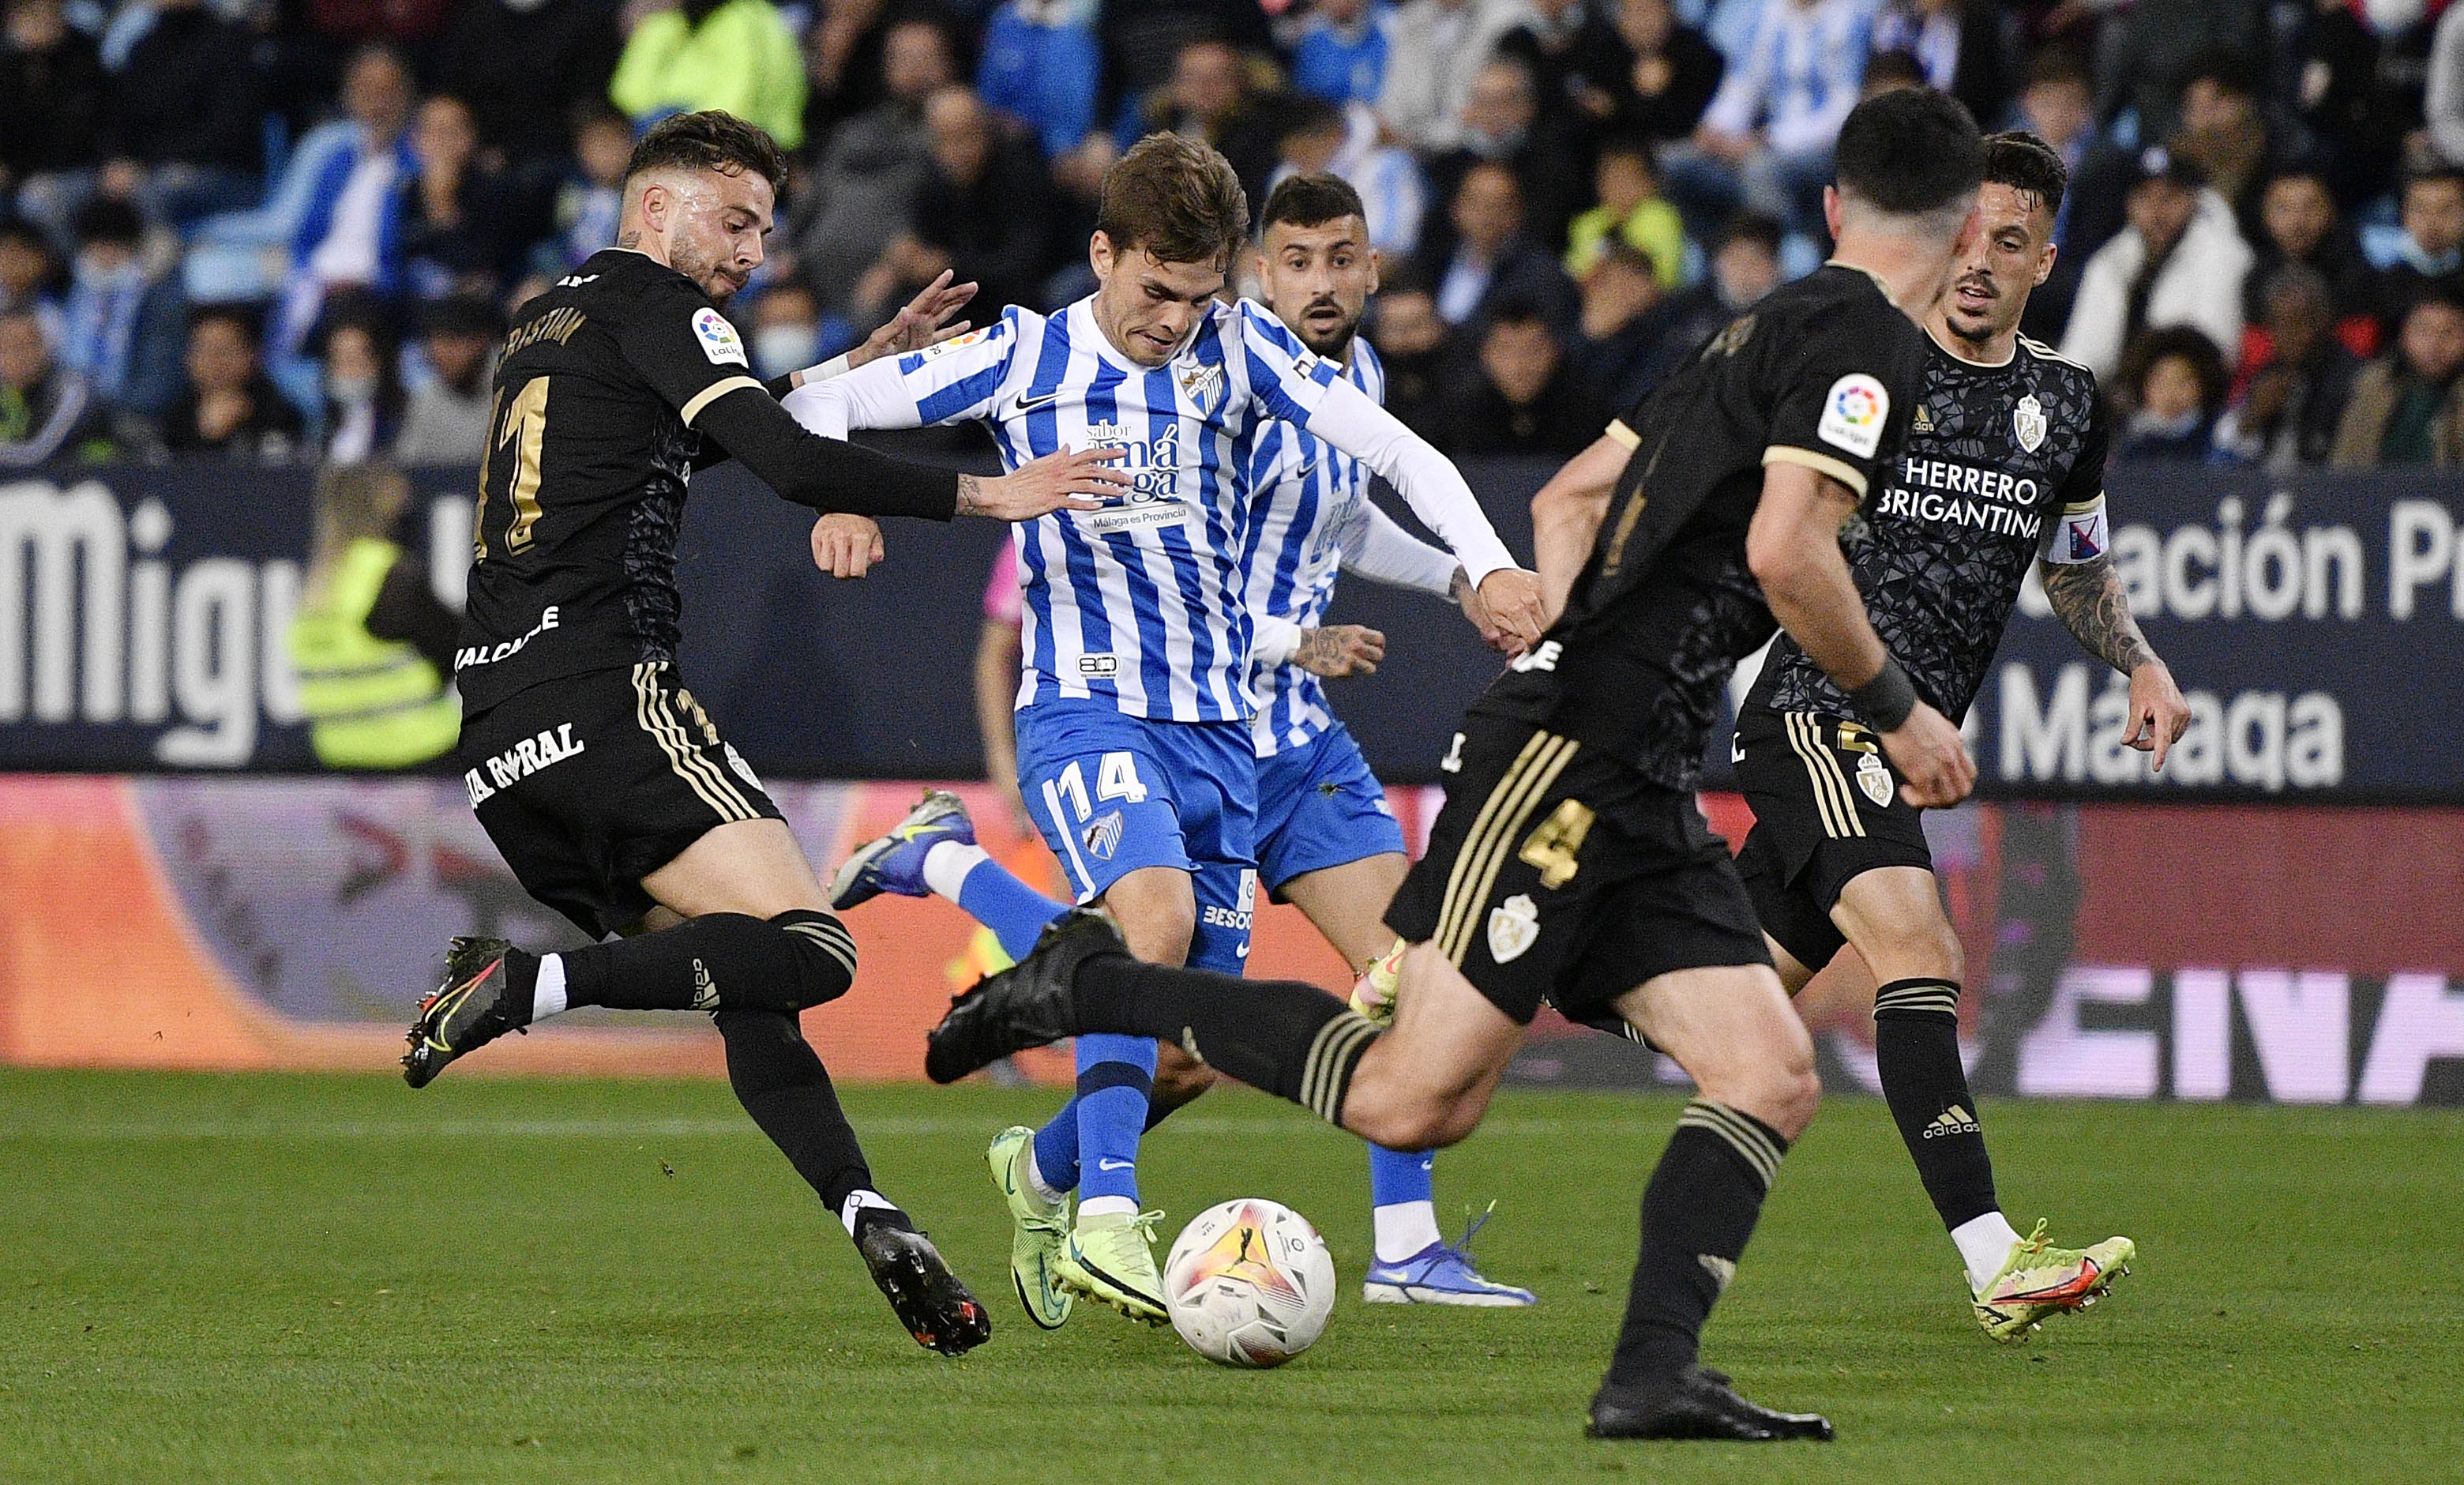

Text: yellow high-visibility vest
xmin=287 ymin=538 xmax=460 ymax=769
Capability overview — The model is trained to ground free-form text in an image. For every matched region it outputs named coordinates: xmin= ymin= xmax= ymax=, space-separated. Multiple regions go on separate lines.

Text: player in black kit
xmin=399 ymin=111 xmax=1125 ymax=1356
xmin=1731 ymin=132 xmax=2188 ymax=1342
xmin=921 ymin=89 xmax=1988 ymax=1439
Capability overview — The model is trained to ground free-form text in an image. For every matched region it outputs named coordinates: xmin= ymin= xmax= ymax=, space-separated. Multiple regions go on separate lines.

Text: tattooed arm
xmin=2038 ymin=555 xmax=2191 ymax=768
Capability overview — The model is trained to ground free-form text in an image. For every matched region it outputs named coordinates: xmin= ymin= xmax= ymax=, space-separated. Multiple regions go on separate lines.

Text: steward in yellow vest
xmin=288 ymin=464 xmax=462 ymax=768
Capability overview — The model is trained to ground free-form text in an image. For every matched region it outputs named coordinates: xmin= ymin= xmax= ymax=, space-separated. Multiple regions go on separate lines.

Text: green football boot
xmin=987 ymin=1125 xmax=1073 ymax=1329
xmin=1055 ymin=1209 xmax=1170 ymax=1325
xmin=1971 ymin=1219 xmax=2135 ymax=1342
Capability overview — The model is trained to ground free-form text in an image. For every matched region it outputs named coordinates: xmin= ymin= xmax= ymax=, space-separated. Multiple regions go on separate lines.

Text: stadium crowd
xmin=2 ymin=0 xmax=2462 ymax=472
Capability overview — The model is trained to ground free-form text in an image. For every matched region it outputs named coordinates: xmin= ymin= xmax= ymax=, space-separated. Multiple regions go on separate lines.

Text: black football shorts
xmin=459 ymin=662 xmax=783 ymax=938
xmin=1385 ymin=714 xmax=1769 ymax=1028
xmin=1730 ymin=707 xmax=1935 ymax=972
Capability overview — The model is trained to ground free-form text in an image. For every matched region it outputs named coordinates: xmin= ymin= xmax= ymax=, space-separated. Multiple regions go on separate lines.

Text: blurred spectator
xmin=319 ymin=308 xmax=408 ymax=464
xmin=1563 ymin=133 xmax=1683 ymax=287
xmin=1447 ymin=302 xmax=1604 ymax=454
xmin=165 ymin=306 xmax=305 ymax=461
xmin=2243 ymin=169 xmax=2370 ymax=333
xmin=394 ymin=294 xmax=501 ymax=465
xmin=2173 ymin=52 xmax=2294 ymax=227
xmin=1426 ymin=55 xmax=1586 ymax=254
xmin=1871 ymin=0 xmax=2015 ymax=127
xmin=0 ymin=0 xmax=105 ymax=233
xmin=276 ymin=44 xmax=421 ymax=355
xmin=0 ymin=220 xmax=63 ymax=346
xmin=2291 ymin=0 xmax=2415 ymax=205
xmin=402 ymin=95 xmax=522 ymax=299
xmin=977 ymin=0 xmax=1102 ymax=159
xmin=1365 ymin=272 xmax=1455 ymax=437
xmin=57 ymin=197 xmax=186 ymax=424
xmin=881 ymin=86 xmax=1054 ymax=317
xmin=609 ymin=0 xmax=808 ymax=150
xmin=2061 ymin=148 xmax=2252 ymax=385
xmin=95 ymin=0 xmax=266 ymax=228
xmin=749 ymin=278 xmax=821 ymax=381
xmin=289 ymin=462 xmax=461 ymax=769
xmin=1293 ymin=0 xmax=1394 ymax=110
xmin=2218 ymin=265 xmax=2361 ymax=470
xmin=2098 ymin=0 xmax=2267 ymax=146
xmin=2015 ymin=47 xmax=2115 ymax=338
xmin=792 ymin=17 xmax=954 ymax=317
xmin=1417 ymin=160 xmax=1576 ymax=331
xmin=1592 ymin=0 xmax=1722 ymax=147
xmin=1376 ymin=0 xmax=1536 ymax=153
xmin=1270 ymin=98 xmax=1428 ymax=256
xmin=975 ymin=539 xmax=1030 ymax=832
xmin=547 ymin=103 xmax=633 ymax=272
xmin=1665 ymin=0 xmax=1872 ymax=239
xmin=1857 ymin=48 xmax=1928 ymax=100
xmin=2331 ymin=293 xmax=2464 ymax=468
xmin=2113 ymin=325 xmax=2229 ymax=464
xmin=437 ymin=0 xmax=624 ymax=174
xmin=2432 ymin=3 xmax=2464 ymax=169
xmin=1635 ymin=208 xmax=1779 ymax=388
xmin=1492 ymin=0 xmax=1627 ymax=130
xmin=1569 ymin=240 xmax=1666 ymax=410
xmin=1097 ymin=0 xmax=1275 ymax=117
xmin=0 ymin=305 xmax=112 ymax=464
xmin=1121 ymin=39 xmax=1286 ymax=203
xmin=2357 ymin=168 xmax=2464 ymax=335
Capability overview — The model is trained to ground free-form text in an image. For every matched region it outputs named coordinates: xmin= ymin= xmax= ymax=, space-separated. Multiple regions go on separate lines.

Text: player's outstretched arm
xmin=783 ymin=270 xmax=983 ymax=392
xmin=1335 ymin=499 xmax=1513 ymax=651
xmin=2041 ymin=554 xmax=2190 ymax=769
xmin=1254 ymin=614 xmax=1386 ymax=678
xmin=1529 ymin=430 xmax=1630 ymax=625
xmin=1747 ymin=461 xmax=1976 ymax=808
xmin=1296 ymin=378 xmax=1545 ymax=650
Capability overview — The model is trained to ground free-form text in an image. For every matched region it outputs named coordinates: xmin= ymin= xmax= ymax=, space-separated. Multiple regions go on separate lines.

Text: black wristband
xmin=1850 ymin=656 xmax=1918 ymax=731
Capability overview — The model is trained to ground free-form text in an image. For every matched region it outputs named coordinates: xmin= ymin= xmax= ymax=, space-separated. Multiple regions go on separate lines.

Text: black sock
xmin=1074 ymin=956 xmax=1379 ymax=1125
xmin=1608 ymin=1100 xmax=1789 ymax=1388
xmin=1872 ymin=978 xmax=1997 ymax=1231
xmin=558 ymin=911 xmax=857 ymax=1013
xmin=712 ymin=1006 xmax=896 ymax=1232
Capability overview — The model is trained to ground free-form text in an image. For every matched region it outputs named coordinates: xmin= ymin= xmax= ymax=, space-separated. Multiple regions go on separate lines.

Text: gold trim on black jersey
xmin=1762 ymin=445 xmax=1869 ymax=498
xmin=1603 ymin=419 xmax=1641 ymax=450
xmin=1434 ymin=731 xmax=1581 ymax=964
xmin=679 ymin=374 xmax=764 ymax=427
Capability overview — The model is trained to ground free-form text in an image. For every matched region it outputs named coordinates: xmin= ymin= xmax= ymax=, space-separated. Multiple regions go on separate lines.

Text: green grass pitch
xmin=5 ymin=1069 xmax=2459 ymax=1483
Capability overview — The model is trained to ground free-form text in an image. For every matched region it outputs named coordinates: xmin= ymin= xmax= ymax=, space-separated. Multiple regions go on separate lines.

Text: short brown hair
xmin=1095 ymin=133 xmax=1249 ymax=270
xmin=624 ymin=111 xmax=789 ymax=194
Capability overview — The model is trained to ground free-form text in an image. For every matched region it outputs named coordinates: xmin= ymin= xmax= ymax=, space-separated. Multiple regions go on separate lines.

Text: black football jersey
xmin=1478 ymin=264 xmax=1931 ymax=790
xmin=456 ymin=249 xmax=775 ymax=714
xmin=1745 ymin=332 xmax=2109 ymax=723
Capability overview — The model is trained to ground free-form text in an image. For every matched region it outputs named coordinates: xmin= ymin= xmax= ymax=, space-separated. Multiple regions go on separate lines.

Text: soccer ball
xmin=1163 ymin=1198 xmax=1337 ymax=1367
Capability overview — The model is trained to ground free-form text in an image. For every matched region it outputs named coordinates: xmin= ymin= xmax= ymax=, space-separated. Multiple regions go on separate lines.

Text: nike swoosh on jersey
xmin=1016 ymin=391 xmax=1061 ymax=412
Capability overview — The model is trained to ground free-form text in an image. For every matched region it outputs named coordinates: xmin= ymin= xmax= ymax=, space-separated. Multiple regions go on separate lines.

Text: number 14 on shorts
xmin=1047 ymin=751 xmax=1150 ymax=818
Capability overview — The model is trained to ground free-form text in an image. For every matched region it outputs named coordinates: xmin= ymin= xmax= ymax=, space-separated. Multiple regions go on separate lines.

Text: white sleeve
xmin=782 ymin=314 xmax=1024 ymax=438
xmin=1251 ymin=614 xmax=1305 ymax=668
xmin=1340 ymin=498 xmax=1461 ymax=598
xmin=784 ymin=354 xmax=923 ymax=438
xmin=1298 ymin=377 xmax=1518 ymax=585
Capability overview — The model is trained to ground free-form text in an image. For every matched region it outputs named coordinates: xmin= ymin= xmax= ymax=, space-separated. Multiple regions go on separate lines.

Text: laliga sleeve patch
xmin=1816 ymin=372 xmax=1889 ymax=460
xmin=693 ymin=307 xmax=748 ymax=367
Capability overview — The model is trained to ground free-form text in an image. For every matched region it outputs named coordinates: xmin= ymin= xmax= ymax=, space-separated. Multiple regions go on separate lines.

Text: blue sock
xmin=1075 ymin=1034 xmax=1155 ymax=1208
xmin=1032 ymin=1096 xmax=1081 ymax=1194
xmin=1369 ymin=1143 xmax=1436 ymax=1210
xmin=956 ymin=858 xmax=1070 ymax=964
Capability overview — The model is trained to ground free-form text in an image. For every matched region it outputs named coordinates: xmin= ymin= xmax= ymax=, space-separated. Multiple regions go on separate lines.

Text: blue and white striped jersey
xmin=1241 ymin=340 xmax=1385 ymax=757
xmin=871 ymin=295 xmax=1344 ymax=723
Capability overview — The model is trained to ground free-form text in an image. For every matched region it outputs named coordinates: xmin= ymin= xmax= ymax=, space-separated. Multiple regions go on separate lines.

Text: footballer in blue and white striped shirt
xmin=792 ymin=134 xmax=1543 ymax=1325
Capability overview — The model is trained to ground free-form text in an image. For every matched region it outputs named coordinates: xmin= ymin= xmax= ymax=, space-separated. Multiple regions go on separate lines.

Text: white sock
xmin=531 ymin=954 xmax=569 ymax=1022
xmin=1078 ymin=1195 xmax=1137 ymax=1221
xmin=839 ymin=1188 xmax=898 ymax=1237
xmin=921 ymin=840 xmax=992 ymax=902
xmin=1372 ymin=1201 xmax=1444 ymax=1263
xmin=1952 ymin=1210 xmax=2025 ymax=1291
xmin=1024 ymin=1145 xmax=1066 ymax=1206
